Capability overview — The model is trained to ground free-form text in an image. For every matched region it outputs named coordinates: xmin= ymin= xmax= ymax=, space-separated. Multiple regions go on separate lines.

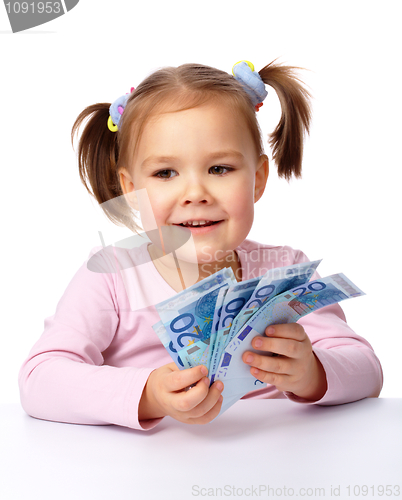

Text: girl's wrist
xmin=139 ymin=370 xmax=167 ymax=421
xmin=293 ymin=354 xmax=328 ymax=402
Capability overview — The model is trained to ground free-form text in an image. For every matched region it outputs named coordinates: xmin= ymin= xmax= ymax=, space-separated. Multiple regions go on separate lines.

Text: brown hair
xmin=71 ymin=60 xmax=311 ymax=232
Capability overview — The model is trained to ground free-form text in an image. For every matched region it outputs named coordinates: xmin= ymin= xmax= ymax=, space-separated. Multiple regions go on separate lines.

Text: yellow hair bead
xmin=232 ymin=60 xmax=255 ymax=75
xmin=107 ymin=116 xmax=118 ymax=132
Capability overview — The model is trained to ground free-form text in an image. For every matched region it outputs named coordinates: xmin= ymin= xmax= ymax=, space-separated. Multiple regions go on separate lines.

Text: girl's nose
xmin=180 ymin=175 xmax=213 ymax=205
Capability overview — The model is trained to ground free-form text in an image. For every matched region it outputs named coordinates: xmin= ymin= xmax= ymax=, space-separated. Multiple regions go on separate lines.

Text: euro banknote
xmin=154 ymin=267 xmax=237 ymax=367
xmin=152 ymin=320 xmax=184 ymax=367
xmin=177 ymin=284 xmax=230 ymax=369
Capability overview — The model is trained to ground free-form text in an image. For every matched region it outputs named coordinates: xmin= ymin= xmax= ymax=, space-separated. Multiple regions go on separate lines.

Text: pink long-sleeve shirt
xmin=18 ymin=239 xmax=383 ymax=430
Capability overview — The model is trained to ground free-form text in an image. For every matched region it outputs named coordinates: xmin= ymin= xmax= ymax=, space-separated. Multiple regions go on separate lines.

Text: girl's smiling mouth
xmin=172 ymin=220 xmax=224 ymax=233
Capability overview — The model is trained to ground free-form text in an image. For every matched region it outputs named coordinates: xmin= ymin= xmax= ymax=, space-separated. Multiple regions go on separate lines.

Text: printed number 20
xmin=292 ymin=281 xmax=326 ymax=297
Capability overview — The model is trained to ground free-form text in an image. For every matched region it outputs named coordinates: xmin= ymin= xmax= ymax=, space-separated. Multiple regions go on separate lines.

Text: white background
xmin=1 ymin=0 xmax=401 ymax=404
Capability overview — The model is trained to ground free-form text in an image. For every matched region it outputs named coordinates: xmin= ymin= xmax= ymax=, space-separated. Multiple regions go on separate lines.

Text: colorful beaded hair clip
xmin=107 ymin=87 xmax=135 ymax=132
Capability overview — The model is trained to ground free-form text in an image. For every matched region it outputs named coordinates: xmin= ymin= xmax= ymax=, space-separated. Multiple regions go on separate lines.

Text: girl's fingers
xmin=170 ymin=379 xmax=224 ymax=417
xmin=171 ymin=375 xmax=212 ymax=412
xmin=161 ymin=364 xmax=224 ymax=417
xmin=248 ymin=368 xmax=289 ymax=390
xmin=243 ymin=348 xmax=291 ymax=374
xmin=165 ymin=364 xmax=209 ymax=393
xmin=265 ymin=324 xmax=307 ymax=342
xmin=184 ymin=381 xmax=224 ymax=421
xmin=247 ymin=336 xmax=304 ymax=360
xmin=189 ymin=394 xmax=224 ymax=425
xmin=245 ymin=324 xmax=311 ymax=360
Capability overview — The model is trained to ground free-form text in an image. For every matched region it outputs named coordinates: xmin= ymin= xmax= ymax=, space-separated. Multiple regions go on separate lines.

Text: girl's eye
xmin=154 ymin=169 xmax=177 ymax=179
xmin=210 ymin=165 xmax=233 ymax=175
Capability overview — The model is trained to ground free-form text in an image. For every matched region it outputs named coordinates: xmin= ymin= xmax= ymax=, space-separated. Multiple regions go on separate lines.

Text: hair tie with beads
xmin=107 ymin=87 xmax=135 ymax=132
xmin=232 ymin=61 xmax=267 ymax=111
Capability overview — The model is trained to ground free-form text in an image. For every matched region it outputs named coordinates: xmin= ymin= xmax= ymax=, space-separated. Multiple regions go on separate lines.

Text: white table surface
xmin=1 ymin=399 xmax=401 ymax=500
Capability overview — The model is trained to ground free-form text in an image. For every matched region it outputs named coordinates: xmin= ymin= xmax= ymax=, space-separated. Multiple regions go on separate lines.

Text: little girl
xmin=18 ymin=60 xmax=383 ymax=430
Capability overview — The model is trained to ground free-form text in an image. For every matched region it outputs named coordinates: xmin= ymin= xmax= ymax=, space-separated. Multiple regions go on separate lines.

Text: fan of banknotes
xmin=152 ymin=260 xmax=364 ymax=417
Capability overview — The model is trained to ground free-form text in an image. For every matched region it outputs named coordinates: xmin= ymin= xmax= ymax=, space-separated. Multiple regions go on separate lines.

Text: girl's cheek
xmin=148 ymin=196 xmax=171 ymax=224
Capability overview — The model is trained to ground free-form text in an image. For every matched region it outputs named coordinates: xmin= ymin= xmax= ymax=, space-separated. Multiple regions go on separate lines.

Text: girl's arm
xmin=18 ymin=246 xmax=224 ymax=429
xmin=18 ymin=248 xmax=162 ymax=431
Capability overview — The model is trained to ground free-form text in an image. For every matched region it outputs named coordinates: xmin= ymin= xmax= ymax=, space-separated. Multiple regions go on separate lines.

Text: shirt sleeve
xmin=18 ymin=248 xmax=163 ymax=431
xmin=284 ymin=249 xmax=383 ymax=405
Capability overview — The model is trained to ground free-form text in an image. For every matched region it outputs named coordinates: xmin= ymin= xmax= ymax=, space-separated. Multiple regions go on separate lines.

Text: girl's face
xmin=120 ymin=100 xmax=268 ymax=279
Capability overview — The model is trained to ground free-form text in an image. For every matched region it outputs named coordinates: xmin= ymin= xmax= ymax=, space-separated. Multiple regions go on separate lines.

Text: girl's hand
xmin=139 ymin=362 xmax=224 ymax=424
xmin=242 ymin=324 xmax=327 ymax=401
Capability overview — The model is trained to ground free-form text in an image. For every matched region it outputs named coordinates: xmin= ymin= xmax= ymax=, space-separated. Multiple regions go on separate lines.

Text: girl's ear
xmin=254 ymin=155 xmax=269 ymax=203
xmin=119 ymin=168 xmax=140 ymax=210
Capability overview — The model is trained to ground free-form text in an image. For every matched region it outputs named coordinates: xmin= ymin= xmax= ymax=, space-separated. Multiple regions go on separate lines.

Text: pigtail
xmin=259 ymin=61 xmax=312 ymax=179
xmin=71 ymin=104 xmax=135 ymax=230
